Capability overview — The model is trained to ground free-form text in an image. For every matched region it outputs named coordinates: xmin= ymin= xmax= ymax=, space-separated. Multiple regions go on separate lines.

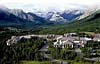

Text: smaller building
xmin=6 ymin=36 xmax=21 ymax=46
xmin=54 ymin=37 xmax=73 ymax=48
xmin=73 ymin=40 xmax=86 ymax=48
xmin=93 ymin=34 xmax=100 ymax=42
xmin=53 ymin=33 xmax=93 ymax=48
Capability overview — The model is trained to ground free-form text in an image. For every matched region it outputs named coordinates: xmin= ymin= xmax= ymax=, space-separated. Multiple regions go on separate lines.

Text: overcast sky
xmin=0 ymin=0 xmax=100 ymax=12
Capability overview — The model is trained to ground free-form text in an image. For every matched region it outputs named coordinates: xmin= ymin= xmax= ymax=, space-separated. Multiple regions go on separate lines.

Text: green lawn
xmin=20 ymin=61 xmax=53 ymax=64
xmin=58 ymin=59 xmax=100 ymax=64
xmin=20 ymin=60 xmax=100 ymax=64
xmin=73 ymin=62 xmax=100 ymax=64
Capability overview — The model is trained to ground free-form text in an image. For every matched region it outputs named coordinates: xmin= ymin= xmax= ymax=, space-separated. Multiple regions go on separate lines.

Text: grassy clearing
xmin=73 ymin=62 xmax=100 ymax=64
xmin=20 ymin=60 xmax=100 ymax=64
xmin=20 ymin=61 xmax=53 ymax=64
xmin=58 ymin=59 xmax=100 ymax=64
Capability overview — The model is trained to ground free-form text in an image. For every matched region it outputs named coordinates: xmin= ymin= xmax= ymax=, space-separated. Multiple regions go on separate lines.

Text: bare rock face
xmin=34 ymin=9 xmax=84 ymax=23
xmin=0 ymin=4 xmax=100 ymax=28
xmin=0 ymin=6 xmax=48 ymax=28
xmin=79 ymin=4 xmax=100 ymax=20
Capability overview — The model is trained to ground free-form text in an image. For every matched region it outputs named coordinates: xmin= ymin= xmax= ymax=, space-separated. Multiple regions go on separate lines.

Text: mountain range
xmin=37 ymin=10 xmax=100 ymax=34
xmin=0 ymin=6 xmax=50 ymax=28
xmin=0 ymin=6 xmax=100 ymax=29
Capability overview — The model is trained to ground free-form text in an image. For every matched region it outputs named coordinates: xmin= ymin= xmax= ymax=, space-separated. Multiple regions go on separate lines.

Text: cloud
xmin=0 ymin=0 xmax=100 ymax=12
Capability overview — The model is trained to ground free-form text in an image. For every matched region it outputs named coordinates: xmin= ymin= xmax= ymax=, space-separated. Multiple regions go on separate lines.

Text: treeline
xmin=0 ymin=31 xmax=46 ymax=64
xmin=49 ymin=48 xmax=77 ymax=60
xmin=48 ymin=43 xmax=78 ymax=61
xmin=82 ymin=41 xmax=100 ymax=58
xmin=32 ymin=16 xmax=100 ymax=35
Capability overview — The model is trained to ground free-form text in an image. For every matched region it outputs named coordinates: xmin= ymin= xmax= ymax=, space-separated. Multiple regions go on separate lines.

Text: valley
xmin=1 ymin=24 xmax=100 ymax=64
xmin=0 ymin=3 xmax=100 ymax=64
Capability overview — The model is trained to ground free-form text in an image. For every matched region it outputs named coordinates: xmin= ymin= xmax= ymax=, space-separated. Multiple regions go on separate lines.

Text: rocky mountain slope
xmin=38 ymin=10 xmax=100 ymax=34
xmin=0 ymin=5 xmax=100 ymax=29
xmin=0 ymin=6 xmax=49 ymax=28
xmin=34 ymin=9 xmax=83 ymax=23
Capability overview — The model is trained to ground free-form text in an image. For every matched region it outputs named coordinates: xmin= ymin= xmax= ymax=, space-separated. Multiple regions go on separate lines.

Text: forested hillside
xmin=35 ymin=11 xmax=100 ymax=34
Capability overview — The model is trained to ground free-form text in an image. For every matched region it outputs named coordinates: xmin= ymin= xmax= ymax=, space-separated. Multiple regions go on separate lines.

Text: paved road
xmin=39 ymin=44 xmax=48 ymax=52
xmin=40 ymin=44 xmax=68 ymax=64
xmin=75 ymin=48 xmax=81 ymax=53
xmin=84 ymin=57 xmax=100 ymax=62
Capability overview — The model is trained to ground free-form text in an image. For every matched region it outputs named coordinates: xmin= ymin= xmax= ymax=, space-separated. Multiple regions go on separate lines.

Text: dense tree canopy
xmin=0 ymin=31 xmax=45 ymax=64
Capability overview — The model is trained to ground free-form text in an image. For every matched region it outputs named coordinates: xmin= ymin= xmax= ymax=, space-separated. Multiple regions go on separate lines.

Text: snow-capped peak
xmin=0 ymin=5 xmax=10 ymax=12
xmin=32 ymin=8 xmax=84 ymax=23
xmin=79 ymin=4 xmax=100 ymax=19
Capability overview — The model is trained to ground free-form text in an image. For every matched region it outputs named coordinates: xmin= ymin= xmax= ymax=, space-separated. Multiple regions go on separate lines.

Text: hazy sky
xmin=0 ymin=0 xmax=100 ymax=12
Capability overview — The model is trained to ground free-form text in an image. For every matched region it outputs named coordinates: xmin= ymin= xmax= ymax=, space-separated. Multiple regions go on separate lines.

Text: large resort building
xmin=6 ymin=32 xmax=100 ymax=48
xmin=53 ymin=33 xmax=100 ymax=48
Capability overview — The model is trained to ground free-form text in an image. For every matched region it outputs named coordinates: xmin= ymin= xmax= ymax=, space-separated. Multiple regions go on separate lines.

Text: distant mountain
xmin=68 ymin=10 xmax=100 ymax=32
xmin=33 ymin=5 xmax=100 ymax=23
xmin=78 ymin=5 xmax=100 ymax=20
xmin=9 ymin=9 xmax=47 ymax=23
xmin=34 ymin=9 xmax=84 ymax=23
xmin=0 ymin=5 xmax=100 ymax=29
xmin=0 ymin=6 xmax=85 ymax=28
xmin=40 ymin=10 xmax=100 ymax=34
xmin=58 ymin=10 xmax=100 ymax=33
xmin=0 ymin=6 xmax=50 ymax=29
xmin=0 ymin=8 xmax=25 ymax=26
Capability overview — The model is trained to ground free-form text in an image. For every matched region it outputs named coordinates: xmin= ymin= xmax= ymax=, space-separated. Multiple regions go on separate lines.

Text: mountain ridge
xmin=0 ymin=6 xmax=100 ymax=29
